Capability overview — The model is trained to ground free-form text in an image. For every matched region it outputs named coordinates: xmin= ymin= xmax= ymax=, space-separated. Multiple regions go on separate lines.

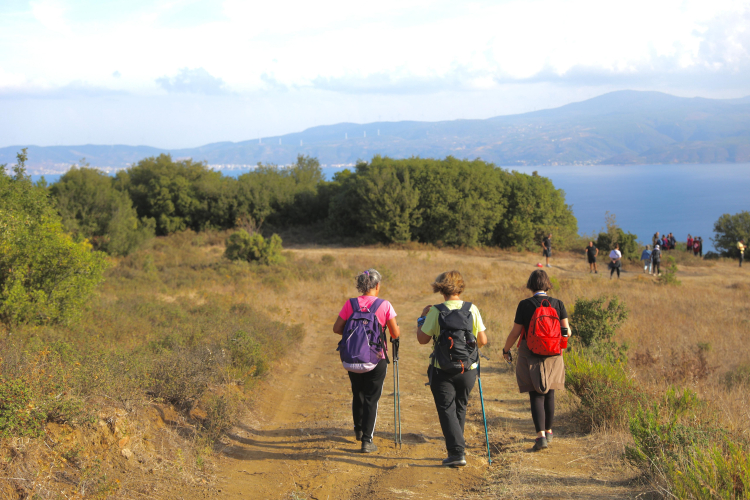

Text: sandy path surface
xmin=200 ymin=248 xmax=667 ymax=499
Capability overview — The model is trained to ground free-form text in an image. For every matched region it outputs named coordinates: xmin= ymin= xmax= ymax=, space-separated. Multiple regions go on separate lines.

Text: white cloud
xmin=29 ymin=0 xmax=70 ymax=34
xmin=156 ymin=67 xmax=229 ymax=95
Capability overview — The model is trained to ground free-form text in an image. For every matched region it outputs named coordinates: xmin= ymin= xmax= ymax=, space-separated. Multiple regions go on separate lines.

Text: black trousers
xmin=348 ymin=359 xmax=387 ymax=442
xmin=430 ymin=367 xmax=477 ymax=456
xmin=529 ymin=390 xmax=555 ymax=432
xmin=740 ymin=253 xmax=744 ymax=267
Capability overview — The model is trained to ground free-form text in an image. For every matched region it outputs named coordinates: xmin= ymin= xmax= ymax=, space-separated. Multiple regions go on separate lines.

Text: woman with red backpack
xmin=333 ymin=269 xmax=400 ymax=453
xmin=501 ymin=270 xmax=570 ymax=451
xmin=417 ymin=271 xmax=488 ymax=467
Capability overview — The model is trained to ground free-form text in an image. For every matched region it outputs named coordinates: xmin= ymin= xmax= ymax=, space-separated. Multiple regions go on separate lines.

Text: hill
xmin=3 ymin=90 xmax=750 ymax=173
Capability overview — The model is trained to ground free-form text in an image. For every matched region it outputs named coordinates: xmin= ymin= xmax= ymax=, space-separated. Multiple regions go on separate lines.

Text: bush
xmin=0 ymin=150 xmax=108 ymax=326
xmin=595 ymin=212 xmax=639 ymax=260
xmin=224 ymin=230 xmax=284 ymax=265
xmin=565 ymin=350 xmax=648 ymax=431
xmin=0 ymin=378 xmax=47 ymax=437
xmin=625 ymin=388 xmax=747 ymax=499
xmin=659 ymin=256 xmax=681 ymax=286
xmin=570 ymin=295 xmax=628 ymax=356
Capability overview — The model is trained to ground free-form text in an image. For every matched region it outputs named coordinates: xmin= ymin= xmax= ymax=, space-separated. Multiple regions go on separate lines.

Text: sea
xmin=33 ymin=163 xmax=750 ymax=252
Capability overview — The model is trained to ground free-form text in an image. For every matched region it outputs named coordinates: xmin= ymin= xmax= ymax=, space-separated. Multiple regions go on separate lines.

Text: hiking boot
xmin=442 ymin=455 xmax=467 ymax=466
xmin=361 ymin=440 xmax=377 ymax=453
xmin=354 ymin=428 xmax=363 ymax=441
xmin=533 ymin=437 xmax=548 ymax=451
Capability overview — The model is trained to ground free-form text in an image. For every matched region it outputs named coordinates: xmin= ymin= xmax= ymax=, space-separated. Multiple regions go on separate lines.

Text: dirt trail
xmin=204 ymin=249 xmax=653 ymax=499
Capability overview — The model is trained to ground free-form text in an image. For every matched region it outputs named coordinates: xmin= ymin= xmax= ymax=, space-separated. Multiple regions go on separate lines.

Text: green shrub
xmin=659 ymin=255 xmax=681 ymax=286
xmin=673 ymin=441 xmax=750 ymax=499
xmin=626 ymin=388 xmax=708 ymax=469
xmin=224 ymin=230 xmax=284 ymax=265
xmin=570 ymin=295 xmax=629 ymax=358
xmin=226 ymin=330 xmax=268 ymax=377
xmin=625 ymin=388 xmax=746 ymax=499
xmin=0 ymin=378 xmax=47 ymax=437
xmin=0 ymin=150 xmax=109 ymax=326
xmin=565 ymin=350 xmax=648 ymax=431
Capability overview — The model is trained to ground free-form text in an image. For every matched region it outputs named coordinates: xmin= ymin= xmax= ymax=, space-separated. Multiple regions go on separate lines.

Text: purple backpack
xmin=337 ymin=298 xmax=387 ymax=373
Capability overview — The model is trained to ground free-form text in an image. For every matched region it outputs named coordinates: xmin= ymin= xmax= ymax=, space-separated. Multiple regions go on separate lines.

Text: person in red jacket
xmin=687 ymin=234 xmax=693 ymax=252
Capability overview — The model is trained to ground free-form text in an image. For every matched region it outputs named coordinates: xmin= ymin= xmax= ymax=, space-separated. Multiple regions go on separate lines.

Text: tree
xmin=495 ymin=171 xmax=578 ymax=250
xmin=50 ymin=164 xmax=155 ymax=255
xmin=0 ymin=150 xmax=108 ymax=326
xmin=408 ymin=157 xmax=507 ymax=247
xmin=713 ymin=211 xmax=750 ymax=257
xmin=595 ymin=212 xmax=638 ymax=260
xmin=356 ymin=162 xmax=420 ymax=243
xmin=115 ymin=154 xmax=235 ymax=235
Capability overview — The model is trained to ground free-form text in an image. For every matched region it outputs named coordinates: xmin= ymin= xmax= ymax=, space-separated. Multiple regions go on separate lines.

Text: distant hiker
xmin=652 ymin=244 xmax=662 ymax=276
xmin=417 ymin=271 xmax=488 ymax=467
xmin=584 ymin=241 xmax=598 ymax=274
xmin=662 ymin=235 xmax=669 ymax=251
xmin=501 ymin=270 xmax=570 ymax=452
xmin=669 ymin=233 xmax=676 ymax=251
xmin=609 ymin=243 xmax=622 ymax=279
xmin=333 ymin=269 xmax=400 ymax=454
xmin=687 ymin=234 xmax=693 ymax=252
xmin=653 ymin=232 xmax=661 ymax=248
xmin=698 ymin=237 xmax=703 ymax=258
xmin=693 ymin=238 xmax=700 ymax=257
xmin=542 ymin=234 xmax=552 ymax=268
xmin=641 ymin=245 xmax=652 ymax=274
xmin=738 ymin=239 xmax=745 ymax=267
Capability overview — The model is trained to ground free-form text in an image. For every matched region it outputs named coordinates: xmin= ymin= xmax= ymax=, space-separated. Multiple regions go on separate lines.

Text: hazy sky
xmin=2 ymin=0 xmax=749 ymax=148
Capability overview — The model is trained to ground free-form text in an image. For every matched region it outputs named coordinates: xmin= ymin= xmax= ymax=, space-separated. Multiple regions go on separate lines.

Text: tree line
xmin=47 ymin=153 xmax=579 ymax=254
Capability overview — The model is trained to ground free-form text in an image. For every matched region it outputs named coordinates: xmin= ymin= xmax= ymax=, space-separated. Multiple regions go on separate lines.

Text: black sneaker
xmin=533 ymin=437 xmax=548 ymax=451
xmin=442 ymin=455 xmax=466 ymax=466
xmin=354 ymin=429 xmax=363 ymax=441
xmin=545 ymin=432 xmax=552 ymax=445
xmin=361 ymin=440 xmax=377 ymax=453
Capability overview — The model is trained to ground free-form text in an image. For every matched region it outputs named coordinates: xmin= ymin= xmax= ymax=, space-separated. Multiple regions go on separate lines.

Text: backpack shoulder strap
xmin=369 ymin=298 xmax=385 ymax=314
xmin=349 ymin=298 xmax=360 ymax=313
xmin=434 ymin=303 xmax=450 ymax=313
xmin=460 ymin=301 xmax=472 ymax=312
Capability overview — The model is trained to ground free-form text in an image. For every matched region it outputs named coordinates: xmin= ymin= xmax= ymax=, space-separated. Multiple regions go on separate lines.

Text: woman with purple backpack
xmin=333 ymin=269 xmax=400 ymax=454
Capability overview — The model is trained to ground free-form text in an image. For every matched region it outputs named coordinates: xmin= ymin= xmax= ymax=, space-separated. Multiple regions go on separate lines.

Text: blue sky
xmin=2 ymin=0 xmax=749 ymax=148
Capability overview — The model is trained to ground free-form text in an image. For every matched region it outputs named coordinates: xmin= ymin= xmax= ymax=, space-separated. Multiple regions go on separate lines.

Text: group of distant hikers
xmin=334 ymin=268 xmax=569 ymax=466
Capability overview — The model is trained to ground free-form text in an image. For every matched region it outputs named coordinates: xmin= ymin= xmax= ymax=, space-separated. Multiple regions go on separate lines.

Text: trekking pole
xmin=477 ymin=358 xmax=492 ymax=465
xmin=391 ymin=337 xmax=402 ymax=448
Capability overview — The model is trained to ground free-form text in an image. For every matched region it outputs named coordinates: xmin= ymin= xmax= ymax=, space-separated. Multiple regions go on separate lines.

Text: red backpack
xmin=517 ymin=299 xmax=563 ymax=356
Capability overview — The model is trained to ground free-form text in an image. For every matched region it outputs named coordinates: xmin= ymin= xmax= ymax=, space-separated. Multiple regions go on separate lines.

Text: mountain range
xmin=3 ymin=90 xmax=750 ymax=174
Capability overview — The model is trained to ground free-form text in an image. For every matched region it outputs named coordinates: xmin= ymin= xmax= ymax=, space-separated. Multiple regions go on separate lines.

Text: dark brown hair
xmin=432 ymin=270 xmax=465 ymax=296
xmin=526 ymin=270 xmax=552 ymax=292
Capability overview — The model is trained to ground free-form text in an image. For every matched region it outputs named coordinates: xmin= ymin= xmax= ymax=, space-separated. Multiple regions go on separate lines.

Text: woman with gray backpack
xmin=417 ymin=270 xmax=488 ymax=466
xmin=333 ymin=269 xmax=400 ymax=453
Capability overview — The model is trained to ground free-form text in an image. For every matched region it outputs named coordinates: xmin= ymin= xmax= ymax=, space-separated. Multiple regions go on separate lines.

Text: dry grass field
xmin=2 ymin=232 xmax=748 ymax=498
